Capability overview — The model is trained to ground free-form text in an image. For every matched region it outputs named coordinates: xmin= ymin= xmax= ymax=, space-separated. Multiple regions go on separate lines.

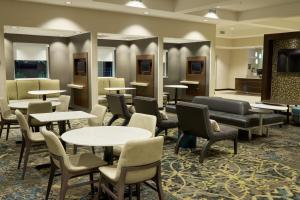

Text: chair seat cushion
xmin=159 ymin=118 xmax=178 ymax=129
xmin=3 ymin=113 xmax=17 ymax=121
xmin=30 ymin=132 xmax=46 ymax=142
xmin=262 ymin=113 xmax=285 ymax=125
xmin=212 ymin=125 xmax=238 ymax=140
xmin=68 ymin=153 xmax=107 ymax=172
xmin=99 ymin=165 xmax=118 ymax=182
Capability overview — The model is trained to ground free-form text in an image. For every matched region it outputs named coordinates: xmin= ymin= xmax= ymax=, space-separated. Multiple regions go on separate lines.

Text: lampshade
xmin=204 ymin=9 xmax=219 ymax=19
xmin=126 ymin=0 xmax=146 ymax=8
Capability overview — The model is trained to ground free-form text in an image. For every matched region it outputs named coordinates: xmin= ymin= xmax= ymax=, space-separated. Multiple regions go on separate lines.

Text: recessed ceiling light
xmin=216 ymin=5 xmax=221 ymax=8
xmin=204 ymin=9 xmax=219 ymax=19
xmin=126 ymin=0 xmax=146 ymax=8
xmin=65 ymin=1 xmax=71 ymax=5
xmin=144 ymin=11 xmax=149 ymax=15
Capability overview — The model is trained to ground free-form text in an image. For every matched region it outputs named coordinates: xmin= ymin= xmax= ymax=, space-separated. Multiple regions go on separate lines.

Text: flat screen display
xmin=140 ymin=60 xmax=152 ymax=73
xmin=277 ymin=49 xmax=300 ymax=72
xmin=191 ymin=62 xmax=202 ymax=74
xmin=74 ymin=59 xmax=87 ymax=75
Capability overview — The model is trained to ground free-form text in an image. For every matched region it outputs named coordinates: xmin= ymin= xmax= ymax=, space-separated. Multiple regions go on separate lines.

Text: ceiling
xmin=17 ymin=0 xmax=300 ymax=39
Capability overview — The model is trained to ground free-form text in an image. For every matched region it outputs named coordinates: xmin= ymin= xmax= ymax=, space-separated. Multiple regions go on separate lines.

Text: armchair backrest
xmin=56 ymin=95 xmax=71 ymax=112
xmin=107 ymin=94 xmax=131 ymax=118
xmin=27 ymin=102 xmax=52 ymax=126
xmin=88 ymin=104 xmax=107 ymax=126
xmin=116 ymin=136 xmax=164 ymax=183
xmin=133 ymin=96 xmax=162 ymax=123
xmin=128 ymin=113 xmax=157 ymax=137
xmin=15 ymin=109 xmax=35 ymax=141
xmin=109 ymin=78 xmax=126 ymax=94
xmin=176 ymin=101 xmax=213 ymax=139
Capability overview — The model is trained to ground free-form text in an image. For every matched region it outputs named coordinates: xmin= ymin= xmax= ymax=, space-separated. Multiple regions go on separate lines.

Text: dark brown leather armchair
xmin=175 ymin=101 xmax=238 ymax=163
xmin=107 ymin=94 xmax=132 ymax=126
xmin=133 ymin=96 xmax=178 ymax=136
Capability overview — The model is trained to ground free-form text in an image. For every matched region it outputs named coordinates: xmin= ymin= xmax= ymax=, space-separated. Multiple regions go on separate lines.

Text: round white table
xmin=164 ymin=85 xmax=188 ymax=104
xmin=9 ymin=100 xmax=61 ymax=110
xmin=104 ymin=87 xmax=136 ymax=94
xmin=62 ymin=126 xmax=152 ymax=164
xmin=28 ymin=90 xmax=66 ymax=101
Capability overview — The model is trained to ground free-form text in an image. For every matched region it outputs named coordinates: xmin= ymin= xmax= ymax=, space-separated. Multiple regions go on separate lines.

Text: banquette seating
xmin=6 ymin=79 xmax=60 ymax=101
xmin=192 ymin=96 xmax=285 ymax=139
xmin=98 ymin=77 xmax=132 ymax=105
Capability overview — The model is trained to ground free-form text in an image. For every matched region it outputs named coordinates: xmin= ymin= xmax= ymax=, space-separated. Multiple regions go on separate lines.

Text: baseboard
xmin=215 ymin=88 xmax=235 ymax=91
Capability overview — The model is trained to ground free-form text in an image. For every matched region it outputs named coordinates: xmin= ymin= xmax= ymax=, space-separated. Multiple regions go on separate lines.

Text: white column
xmin=157 ymin=37 xmax=164 ymax=107
xmin=0 ymin=26 xmax=6 ymax=99
xmin=90 ymin=31 xmax=98 ymax=108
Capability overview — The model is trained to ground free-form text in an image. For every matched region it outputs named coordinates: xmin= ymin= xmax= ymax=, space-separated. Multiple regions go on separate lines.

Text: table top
xmin=249 ymin=108 xmax=274 ymax=114
xmin=104 ymin=87 xmax=136 ymax=91
xmin=251 ymin=103 xmax=288 ymax=111
xmin=30 ymin=111 xmax=96 ymax=122
xmin=9 ymin=100 xmax=61 ymax=109
xmin=164 ymin=85 xmax=188 ymax=89
xmin=28 ymin=90 xmax=66 ymax=95
xmin=61 ymin=126 xmax=152 ymax=147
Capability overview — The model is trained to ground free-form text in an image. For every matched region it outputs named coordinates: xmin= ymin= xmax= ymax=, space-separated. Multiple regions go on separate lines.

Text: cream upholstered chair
xmin=27 ymin=102 xmax=52 ymax=131
xmin=41 ymin=128 xmax=107 ymax=200
xmin=55 ymin=95 xmax=71 ymax=129
xmin=73 ymin=104 xmax=107 ymax=154
xmin=15 ymin=110 xmax=47 ymax=179
xmin=88 ymin=104 xmax=107 ymax=127
xmin=0 ymin=98 xmax=18 ymax=140
xmin=113 ymin=113 xmax=157 ymax=156
xmin=98 ymin=136 xmax=164 ymax=200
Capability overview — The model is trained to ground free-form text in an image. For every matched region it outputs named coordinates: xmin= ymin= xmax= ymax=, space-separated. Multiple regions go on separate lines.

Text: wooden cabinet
xmin=235 ymin=78 xmax=261 ymax=94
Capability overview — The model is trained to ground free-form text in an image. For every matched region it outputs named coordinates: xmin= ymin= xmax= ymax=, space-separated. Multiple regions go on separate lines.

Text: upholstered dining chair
xmin=175 ymin=102 xmax=238 ymax=163
xmin=98 ymin=136 xmax=164 ymax=200
xmin=27 ymin=101 xmax=52 ymax=131
xmin=41 ymin=128 xmax=107 ymax=200
xmin=15 ymin=110 xmax=47 ymax=179
xmin=0 ymin=98 xmax=18 ymax=140
xmin=55 ymin=95 xmax=71 ymax=129
xmin=73 ymin=104 xmax=108 ymax=154
xmin=107 ymin=94 xmax=132 ymax=126
xmin=133 ymin=96 xmax=178 ymax=136
xmin=113 ymin=113 xmax=157 ymax=156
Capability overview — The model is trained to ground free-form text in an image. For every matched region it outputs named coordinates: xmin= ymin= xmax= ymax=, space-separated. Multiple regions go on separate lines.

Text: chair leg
xmin=89 ymin=173 xmax=95 ymax=194
xmin=91 ymin=146 xmax=95 ymax=154
xmin=121 ymin=119 xmax=129 ymax=126
xmin=175 ymin=132 xmax=185 ymax=154
xmin=67 ymin=120 xmax=71 ymax=129
xmin=155 ymin=167 xmax=164 ymax=200
xmin=234 ymin=138 xmax=238 ymax=155
xmin=59 ymin=176 xmax=69 ymax=200
xmin=116 ymin=185 xmax=125 ymax=200
xmin=6 ymin=123 xmax=10 ymax=141
xmin=164 ymin=129 xmax=168 ymax=136
xmin=199 ymin=140 xmax=213 ymax=163
xmin=21 ymin=143 xmax=31 ymax=179
xmin=136 ymin=183 xmax=141 ymax=200
xmin=155 ymin=128 xmax=163 ymax=136
xmin=108 ymin=115 xmax=118 ymax=126
xmin=73 ymin=145 xmax=78 ymax=154
xmin=97 ymin=175 xmax=104 ymax=200
xmin=18 ymin=140 xmax=25 ymax=169
xmin=128 ymin=185 xmax=132 ymax=200
xmin=46 ymin=164 xmax=56 ymax=200
xmin=0 ymin=121 xmax=4 ymax=138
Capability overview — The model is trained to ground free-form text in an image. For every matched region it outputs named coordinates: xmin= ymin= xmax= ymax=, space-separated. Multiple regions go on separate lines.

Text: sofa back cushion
xmin=17 ymin=80 xmax=39 ymax=99
xmin=39 ymin=79 xmax=60 ymax=97
xmin=109 ymin=78 xmax=125 ymax=94
xmin=98 ymin=77 xmax=111 ymax=95
xmin=6 ymin=80 xmax=18 ymax=101
xmin=193 ymin=96 xmax=251 ymax=115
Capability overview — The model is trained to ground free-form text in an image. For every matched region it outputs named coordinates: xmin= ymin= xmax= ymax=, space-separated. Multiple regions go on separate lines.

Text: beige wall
xmin=0 ymin=0 xmax=216 ymax=104
xmin=216 ymin=49 xmax=249 ymax=89
xmin=0 ymin=27 xmax=5 ymax=98
xmin=216 ymin=37 xmax=263 ymax=49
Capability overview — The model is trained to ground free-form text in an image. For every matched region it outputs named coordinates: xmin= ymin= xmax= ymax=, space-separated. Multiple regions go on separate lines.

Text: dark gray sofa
xmin=192 ymin=96 xmax=285 ymax=140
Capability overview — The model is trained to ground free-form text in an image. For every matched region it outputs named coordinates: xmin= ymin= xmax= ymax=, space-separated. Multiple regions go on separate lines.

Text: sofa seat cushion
xmin=209 ymin=110 xmax=260 ymax=128
xmin=39 ymin=79 xmax=60 ymax=97
xmin=262 ymin=114 xmax=285 ymax=125
xmin=17 ymin=80 xmax=39 ymax=99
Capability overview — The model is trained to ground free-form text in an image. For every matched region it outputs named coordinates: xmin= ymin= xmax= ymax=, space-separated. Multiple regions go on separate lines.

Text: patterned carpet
xmin=0 ymin=114 xmax=300 ymax=200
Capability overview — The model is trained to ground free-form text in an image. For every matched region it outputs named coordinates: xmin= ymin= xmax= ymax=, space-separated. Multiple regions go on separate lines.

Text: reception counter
xmin=235 ymin=77 xmax=261 ymax=94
